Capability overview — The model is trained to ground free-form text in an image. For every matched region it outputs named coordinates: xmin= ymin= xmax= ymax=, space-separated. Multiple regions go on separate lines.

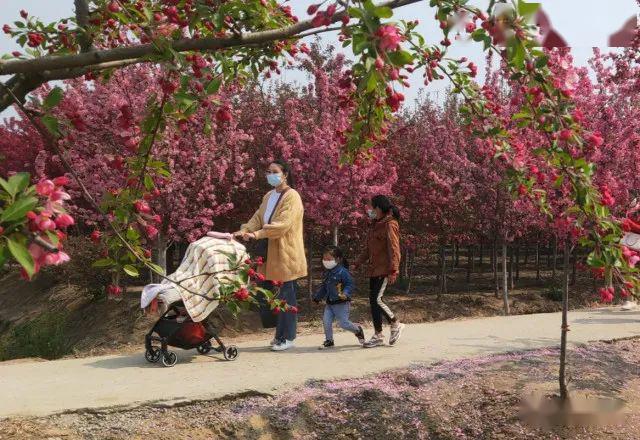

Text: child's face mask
xmin=323 ymin=259 xmax=337 ymax=270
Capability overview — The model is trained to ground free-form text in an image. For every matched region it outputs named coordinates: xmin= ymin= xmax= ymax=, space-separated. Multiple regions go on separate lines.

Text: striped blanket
xmin=160 ymin=237 xmax=248 ymax=322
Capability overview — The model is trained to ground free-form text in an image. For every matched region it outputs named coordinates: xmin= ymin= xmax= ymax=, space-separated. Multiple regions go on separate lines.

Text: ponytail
xmin=371 ymin=195 xmax=401 ymax=221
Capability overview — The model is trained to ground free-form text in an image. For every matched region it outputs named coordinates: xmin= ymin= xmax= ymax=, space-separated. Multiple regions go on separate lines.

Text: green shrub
xmin=542 ymin=286 xmax=563 ymax=302
xmin=0 ymin=312 xmax=71 ymax=361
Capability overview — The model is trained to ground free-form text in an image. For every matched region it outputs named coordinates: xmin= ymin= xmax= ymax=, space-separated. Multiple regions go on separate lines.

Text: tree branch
xmin=0 ymin=0 xmax=422 ymax=75
xmin=0 ymin=0 xmax=422 ymax=113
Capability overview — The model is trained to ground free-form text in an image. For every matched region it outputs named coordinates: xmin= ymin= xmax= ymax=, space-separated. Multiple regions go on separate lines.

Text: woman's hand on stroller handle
xmin=233 ymin=231 xmax=255 ymax=241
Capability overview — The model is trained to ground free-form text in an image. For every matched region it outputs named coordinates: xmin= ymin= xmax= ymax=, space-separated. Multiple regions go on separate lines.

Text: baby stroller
xmin=144 ymin=301 xmax=237 ymax=367
xmin=141 ymin=235 xmax=245 ymax=367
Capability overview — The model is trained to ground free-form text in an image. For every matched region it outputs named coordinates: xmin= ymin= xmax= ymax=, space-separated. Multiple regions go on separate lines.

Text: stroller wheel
xmin=197 ymin=341 xmax=212 ymax=355
xmin=162 ymin=351 xmax=178 ymax=367
xmin=223 ymin=345 xmax=238 ymax=361
xmin=145 ymin=348 xmax=161 ymax=363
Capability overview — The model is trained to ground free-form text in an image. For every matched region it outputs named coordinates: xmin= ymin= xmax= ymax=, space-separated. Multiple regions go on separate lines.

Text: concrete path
xmin=1 ymin=308 xmax=638 ymax=418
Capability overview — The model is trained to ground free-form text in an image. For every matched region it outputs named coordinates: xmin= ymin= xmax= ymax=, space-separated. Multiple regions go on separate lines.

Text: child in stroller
xmin=145 ymin=300 xmax=238 ymax=367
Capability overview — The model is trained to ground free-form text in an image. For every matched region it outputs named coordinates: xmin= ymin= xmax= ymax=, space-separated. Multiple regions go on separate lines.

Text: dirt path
xmin=1 ymin=307 xmax=638 ymax=419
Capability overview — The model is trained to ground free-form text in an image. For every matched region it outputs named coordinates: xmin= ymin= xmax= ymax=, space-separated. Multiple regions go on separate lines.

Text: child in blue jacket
xmin=313 ymin=245 xmax=365 ymax=349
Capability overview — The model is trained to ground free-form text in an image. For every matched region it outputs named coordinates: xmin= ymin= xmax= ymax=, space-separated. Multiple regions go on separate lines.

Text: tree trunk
xmin=332 ymin=225 xmax=339 ymax=246
xmin=535 ymin=240 xmax=541 ymax=282
xmin=470 ymin=246 xmax=475 ymax=274
xmin=153 ymin=232 xmax=168 ymax=283
xmin=479 ymin=242 xmax=484 ymax=267
xmin=559 ymin=240 xmax=571 ymax=401
xmin=508 ymin=246 xmax=514 ymax=291
xmin=307 ymin=240 xmax=314 ymax=307
xmin=406 ymin=247 xmax=415 ymax=294
xmin=552 ymin=236 xmax=558 ymax=282
xmin=571 ymin=248 xmax=577 ymax=286
xmin=439 ymin=245 xmax=447 ymax=299
xmin=502 ymin=241 xmax=510 ymax=315
xmin=454 ymin=244 xmax=459 ymax=268
xmin=515 ymin=246 xmax=520 ymax=282
xmin=493 ymin=239 xmax=499 ymax=298
xmin=523 ymin=245 xmax=529 ymax=266
xmin=466 ymin=246 xmax=474 ymax=286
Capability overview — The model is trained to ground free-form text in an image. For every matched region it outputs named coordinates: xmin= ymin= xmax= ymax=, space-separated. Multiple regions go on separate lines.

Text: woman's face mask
xmin=267 ymin=173 xmax=283 ymax=187
xmin=322 ymin=259 xmax=337 ymax=270
xmin=367 ymin=208 xmax=378 ymax=219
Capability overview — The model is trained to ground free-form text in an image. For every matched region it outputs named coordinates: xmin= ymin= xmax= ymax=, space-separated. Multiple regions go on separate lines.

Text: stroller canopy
xmin=145 ymin=237 xmax=248 ymax=322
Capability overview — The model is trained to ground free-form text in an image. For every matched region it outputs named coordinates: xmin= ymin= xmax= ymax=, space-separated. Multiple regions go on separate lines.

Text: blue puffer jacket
xmin=312 ymin=265 xmax=355 ymax=305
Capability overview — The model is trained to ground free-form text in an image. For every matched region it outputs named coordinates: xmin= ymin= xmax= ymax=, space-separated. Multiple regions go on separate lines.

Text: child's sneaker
xmin=318 ymin=340 xmax=335 ymax=350
xmin=355 ymin=326 xmax=365 ymax=345
xmin=389 ymin=322 xmax=405 ymax=346
xmin=363 ymin=334 xmax=384 ymax=348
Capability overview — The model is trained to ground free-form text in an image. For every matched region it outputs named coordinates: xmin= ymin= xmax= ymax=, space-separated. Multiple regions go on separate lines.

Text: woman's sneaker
xmin=621 ymin=300 xmax=637 ymax=311
xmin=363 ymin=334 xmax=384 ymax=348
xmin=355 ymin=326 xmax=366 ymax=345
xmin=271 ymin=340 xmax=295 ymax=351
xmin=319 ymin=340 xmax=335 ymax=350
xmin=389 ymin=323 xmax=405 ymax=346
xmin=269 ymin=338 xmax=279 ymax=347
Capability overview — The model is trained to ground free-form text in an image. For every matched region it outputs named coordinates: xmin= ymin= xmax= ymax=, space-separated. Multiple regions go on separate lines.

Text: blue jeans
xmin=275 ymin=281 xmax=298 ymax=342
xmin=323 ymin=302 xmax=359 ymax=341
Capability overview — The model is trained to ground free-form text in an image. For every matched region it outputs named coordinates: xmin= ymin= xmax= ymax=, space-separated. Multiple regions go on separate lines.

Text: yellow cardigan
xmin=241 ymin=189 xmax=307 ymax=282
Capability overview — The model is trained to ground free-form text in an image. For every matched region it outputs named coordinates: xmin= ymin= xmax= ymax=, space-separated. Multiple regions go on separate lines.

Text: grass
xmin=0 ymin=311 xmax=71 ymax=361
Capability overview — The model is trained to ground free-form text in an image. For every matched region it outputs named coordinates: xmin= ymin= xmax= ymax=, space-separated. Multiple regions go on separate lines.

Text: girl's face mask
xmin=322 ymin=259 xmax=337 ymax=270
xmin=367 ymin=209 xmax=377 ymax=219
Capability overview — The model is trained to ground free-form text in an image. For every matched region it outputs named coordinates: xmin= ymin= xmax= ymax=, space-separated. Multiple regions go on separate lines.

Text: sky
xmin=0 ymin=0 xmax=637 ymax=119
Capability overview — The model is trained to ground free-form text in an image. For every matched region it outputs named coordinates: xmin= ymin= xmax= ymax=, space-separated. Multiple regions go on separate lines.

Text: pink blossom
xmin=375 ymin=25 xmax=403 ymax=52
xmin=35 ymin=179 xmax=55 ymax=196
xmin=55 ymin=213 xmax=75 ymax=229
xmin=145 ymin=225 xmax=159 ymax=239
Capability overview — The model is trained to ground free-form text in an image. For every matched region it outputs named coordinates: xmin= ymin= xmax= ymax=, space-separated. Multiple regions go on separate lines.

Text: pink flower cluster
xmin=22 ymin=176 xmax=74 ymax=279
xmin=375 ymin=25 xmax=403 ymax=52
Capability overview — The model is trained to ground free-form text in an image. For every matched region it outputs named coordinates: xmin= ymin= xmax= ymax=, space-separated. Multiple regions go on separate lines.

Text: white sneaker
xmin=389 ymin=323 xmax=405 ymax=346
xmin=269 ymin=338 xmax=278 ymax=346
xmin=271 ymin=340 xmax=295 ymax=351
xmin=363 ymin=334 xmax=385 ymax=348
xmin=621 ymin=301 xmax=637 ymax=311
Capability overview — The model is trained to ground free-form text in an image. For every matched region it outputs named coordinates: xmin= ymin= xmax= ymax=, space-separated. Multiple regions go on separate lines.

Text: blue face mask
xmin=267 ymin=173 xmax=283 ymax=187
xmin=367 ymin=209 xmax=377 ymax=219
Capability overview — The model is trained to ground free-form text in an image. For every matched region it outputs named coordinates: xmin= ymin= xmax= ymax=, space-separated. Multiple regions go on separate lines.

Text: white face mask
xmin=323 ymin=260 xmax=337 ymax=270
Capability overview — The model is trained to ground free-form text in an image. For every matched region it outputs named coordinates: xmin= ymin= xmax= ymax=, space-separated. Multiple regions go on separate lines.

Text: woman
xmin=355 ymin=195 xmax=405 ymax=348
xmin=234 ymin=160 xmax=307 ymax=351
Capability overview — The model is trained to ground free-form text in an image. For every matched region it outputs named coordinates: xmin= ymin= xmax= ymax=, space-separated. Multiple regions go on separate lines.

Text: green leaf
xmin=206 ymin=78 xmax=222 ymax=95
xmin=123 ymin=264 xmax=140 ymax=277
xmin=535 ymin=55 xmax=548 ymax=68
xmin=92 ymin=258 xmax=116 ymax=268
xmin=373 ymin=6 xmax=393 ymax=18
xmin=143 ymin=174 xmax=154 ymax=191
xmin=0 ymin=196 xmax=38 ymax=223
xmin=43 ymin=87 xmax=64 ymax=109
xmin=148 ymin=263 xmax=165 ymax=275
xmin=126 ymin=227 xmax=140 ymax=241
xmin=348 ymin=7 xmax=364 ymax=19
xmin=471 ymin=29 xmax=486 ymax=42
xmin=45 ymin=230 xmax=60 ymax=247
xmin=387 ymin=50 xmax=413 ymax=67
xmin=366 ymin=71 xmax=378 ymax=93
xmin=7 ymin=237 xmax=35 ymax=276
xmin=518 ymin=0 xmax=540 ymax=19
xmin=41 ymin=115 xmax=60 ymax=136
xmin=8 ymin=172 xmax=30 ymax=194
